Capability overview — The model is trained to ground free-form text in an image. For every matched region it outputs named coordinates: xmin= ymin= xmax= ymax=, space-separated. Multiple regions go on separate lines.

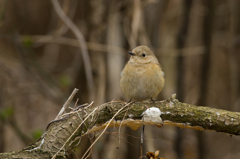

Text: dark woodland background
xmin=1 ymin=0 xmax=240 ymax=159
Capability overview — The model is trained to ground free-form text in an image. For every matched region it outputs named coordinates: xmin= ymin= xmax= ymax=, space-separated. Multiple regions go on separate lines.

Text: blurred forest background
xmin=1 ymin=0 xmax=240 ymax=159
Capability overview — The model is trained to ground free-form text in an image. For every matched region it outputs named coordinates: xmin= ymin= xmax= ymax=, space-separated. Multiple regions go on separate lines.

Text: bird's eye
xmin=142 ymin=53 xmax=146 ymax=57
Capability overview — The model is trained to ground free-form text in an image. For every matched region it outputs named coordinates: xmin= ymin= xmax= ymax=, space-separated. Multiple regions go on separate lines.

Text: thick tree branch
xmin=0 ymin=95 xmax=240 ymax=158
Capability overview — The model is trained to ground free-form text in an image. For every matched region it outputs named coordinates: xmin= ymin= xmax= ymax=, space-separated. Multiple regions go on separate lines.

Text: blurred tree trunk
xmin=104 ymin=1 xmax=126 ymax=158
xmin=175 ymin=0 xmax=192 ymax=159
xmin=196 ymin=0 xmax=214 ymax=159
xmin=106 ymin=4 xmax=125 ymax=101
xmin=0 ymin=82 xmax=5 ymax=152
xmin=229 ymin=1 xmax=240 ymax=111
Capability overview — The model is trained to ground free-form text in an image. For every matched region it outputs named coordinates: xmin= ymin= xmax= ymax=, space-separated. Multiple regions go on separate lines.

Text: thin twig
xmin=20 ymin=35 xmax=204 ymax=57
xmin=109 ymin=133 xmax=133 ymax=146
xmin=51 ymin=0 xmax=94 ymax=100
xmin=73 ymin=98 xmax=79 ymax=110
xmin=21 ymin=35 xmax=126 ymax=54
xmin=140 ymin=125 xmax=145 ymax=158
xmin=55 ymin=88 xmax=79 ymax=120
xmin=118 ymin=103 xmax=130 ymax=147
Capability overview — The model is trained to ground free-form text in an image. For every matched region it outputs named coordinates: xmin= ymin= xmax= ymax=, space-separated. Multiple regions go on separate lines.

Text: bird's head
xmin=128 ymin=46 xmax=159 ymax=64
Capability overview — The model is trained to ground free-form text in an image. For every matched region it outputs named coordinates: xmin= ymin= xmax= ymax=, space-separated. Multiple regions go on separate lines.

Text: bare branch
xmin=1 ymin=95 xmax=240 ymax=158
xmin=51 ymin=0 xmax=94 ymax=100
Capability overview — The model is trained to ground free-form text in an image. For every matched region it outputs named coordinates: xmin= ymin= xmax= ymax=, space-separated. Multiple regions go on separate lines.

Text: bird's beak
xmin=128 ymin=51 xmax=136 ymax=56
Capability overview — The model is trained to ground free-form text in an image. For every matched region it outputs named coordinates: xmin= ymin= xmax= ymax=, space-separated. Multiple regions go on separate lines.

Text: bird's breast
xmin=120 ymin=63 xmax=164 ymax=100
xmin=123 ymin=63 xmax=161 ymax=79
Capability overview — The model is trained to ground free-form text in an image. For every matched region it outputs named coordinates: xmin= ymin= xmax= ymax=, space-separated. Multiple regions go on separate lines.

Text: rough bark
xmin=1 ymin=95 xmax=240 ymax=158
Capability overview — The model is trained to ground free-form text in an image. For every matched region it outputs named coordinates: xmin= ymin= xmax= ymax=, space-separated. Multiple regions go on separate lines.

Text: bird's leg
xmin=150 ymin=98 xmax=155 ymax=103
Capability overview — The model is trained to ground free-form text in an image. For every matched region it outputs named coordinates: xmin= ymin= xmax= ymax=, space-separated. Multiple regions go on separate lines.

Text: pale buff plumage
xmin=120 ymin=46 xmax=165 ymax=101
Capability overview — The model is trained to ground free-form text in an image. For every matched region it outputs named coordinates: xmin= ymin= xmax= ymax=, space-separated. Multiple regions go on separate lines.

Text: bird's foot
xmin=150 ymin=98 xmax=155 ymax=104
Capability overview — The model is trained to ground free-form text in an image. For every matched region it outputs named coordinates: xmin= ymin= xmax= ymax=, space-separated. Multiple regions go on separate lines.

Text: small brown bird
xmin=120 ymin=46 xmax=165 ymax=101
